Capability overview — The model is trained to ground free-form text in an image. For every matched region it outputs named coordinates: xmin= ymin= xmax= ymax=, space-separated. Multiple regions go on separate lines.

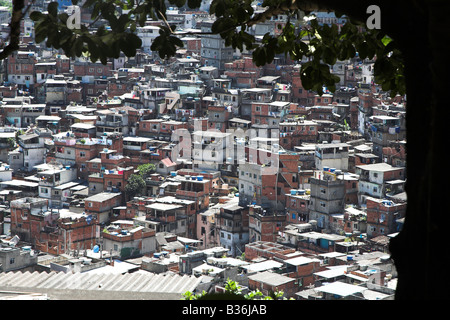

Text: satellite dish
xmin=93 ymin=245 xmax=99 ymax=253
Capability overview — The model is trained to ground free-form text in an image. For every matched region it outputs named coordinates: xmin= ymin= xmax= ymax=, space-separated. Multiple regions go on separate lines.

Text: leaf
xmin=74 ymin=37 xmax=84 ymax=56
xmin=29 ymin=11 xmax=43 ymax=21
xmin=128 ymin=33 xmax=143 ymax=48
xmin=83 ymin=0 xmax=96 ymax=8
xmin=187 ymin=0 xmax=201 ymax=8
xmin=35 ymin=29 xmax=48 ymax=44
xmin=174 ymin=0 xmax=186 ymax=8
xmin=87 ymin=40 xmax=100 ymax=62
xmin=381 ymin=35 xmax=393 ymax=46
xmin=47 ymin=2 xmax=59 ymax=17
xmin=58 ymin=13 xmax=69 ymax=24
xmin=323 ymin=46 xmax=336 ymax=65
xmin=169 ymin=36 xmax=184 ymax=48
xmin=120 ymin=36 xmax=135 ymax=57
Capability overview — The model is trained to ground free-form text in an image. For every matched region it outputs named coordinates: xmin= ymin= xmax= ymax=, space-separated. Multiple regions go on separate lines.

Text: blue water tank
xmin=197 ymin=176 xmax=204 ymax=181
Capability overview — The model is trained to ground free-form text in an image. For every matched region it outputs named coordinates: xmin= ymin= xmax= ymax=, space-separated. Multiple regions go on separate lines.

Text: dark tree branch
xmin=0 ymin=0 xmax=37 ymax=59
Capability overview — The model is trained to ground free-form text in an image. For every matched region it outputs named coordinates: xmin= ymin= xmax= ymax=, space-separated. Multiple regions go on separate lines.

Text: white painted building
xmin=136 ymin=26 xmax=160 ymax=54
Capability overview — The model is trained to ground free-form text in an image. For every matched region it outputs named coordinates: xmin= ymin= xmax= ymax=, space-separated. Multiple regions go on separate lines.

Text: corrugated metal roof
xmin=0 ymin=271 xmax=203 ymax=300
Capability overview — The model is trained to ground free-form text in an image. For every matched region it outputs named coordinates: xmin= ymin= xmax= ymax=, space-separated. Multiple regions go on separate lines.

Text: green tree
xmin=124 ymin=173 xmax=146 ymax=198
xmin=137 ymin=163 xmax=156 ymax=179
xmin=182 ymin=279 xmax=292 ymax=300
xmin=6 ymin=137 xmax=16 ymax=150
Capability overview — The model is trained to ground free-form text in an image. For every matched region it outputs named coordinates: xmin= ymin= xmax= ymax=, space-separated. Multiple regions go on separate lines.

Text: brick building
xmin=216 ymin=200 xmax=249 ymax=257
xmin=291 ymin=66 xmax=315 ymax=106
xmin=84 ymin=192 xmax=123 ymax=225
xmin=248 ymin=205 xmax=287 ymax=243
xmin=244 ymin=241 xmax=299 ymax=262
xmin=308 ymin=169 xmax=346 ymax=233
xmin=9 ymin=197 xmax=49 ymax=244
xmin=355 ymin=163 xmax=406 ymax=203
xmin=6 ymin=50 xmax=37 ymax=93
xmin=251 ymin=101 xmax=290 ymax=128
xmin=239 ymin=149 xmax=300 ymax=211
xmin=366 ymin=197 xmax=406 ymax=238
xmin=285 ymin=190 xmax=310 ymax=224
xmin=284 ymin=256 xmax=322 ymax=289
xmin=102 ymin=225 xmax=156 ymax=259
xmin=54 ymin=211 xmax=99 ymax=255
xmin=224 ymin=57 xmax=262 ymax=89
xmin=279 ymin=119 xmax=319 ymax=150
xmin=248 ymin=271 xmax=298 ymax=298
